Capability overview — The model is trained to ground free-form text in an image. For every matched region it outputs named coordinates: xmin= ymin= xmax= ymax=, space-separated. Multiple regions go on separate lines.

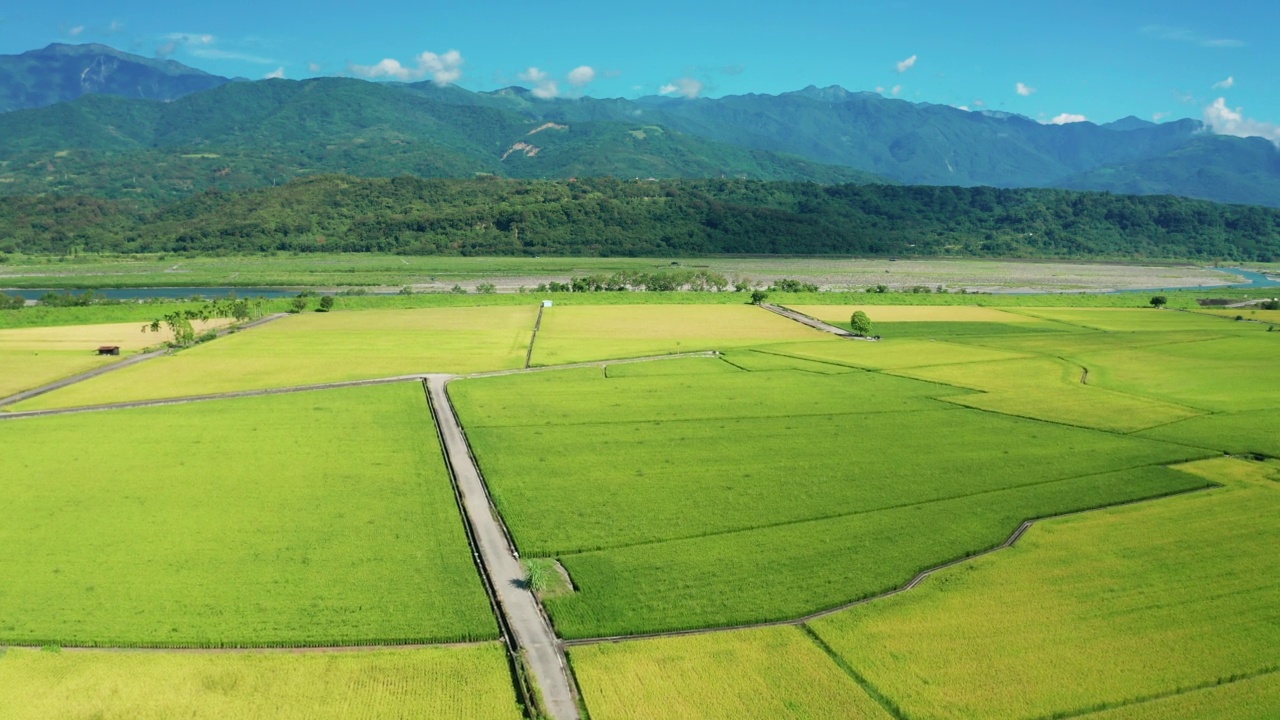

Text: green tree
xmin=1150 ymin=295 xmax=1168 ymax=308
xmin=318 ymin=295 xmax=335 ymax=312
xmin=750 ymin=290 xmax=769 ymax=305
xmin=290 ymin=296 xmax=310 ymax=313
xmin=850 ymin=310 xmax=873 ymax=336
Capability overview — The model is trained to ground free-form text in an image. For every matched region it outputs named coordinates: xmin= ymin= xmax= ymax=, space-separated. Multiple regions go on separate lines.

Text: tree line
xmin=2 ymin=175 xmax=1279 ymax=260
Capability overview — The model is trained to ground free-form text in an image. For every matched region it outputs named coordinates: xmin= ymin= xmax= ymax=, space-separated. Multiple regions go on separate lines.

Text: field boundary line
xmin=0 ymin=312 xmax=288 ymax=410
xmin=0 ymin=374 xmax=429 ymax=420
xmin=798 ymin=625 xmax=908 ymax=720
xmin=460 ymin=404 xmax=966 ymax=432
xmin=1035 ymin=664 xmax=1280 ymax=720
xmin=0 ymin=352 xmax=719 ymax=421
xmin=0 ymin=640 xmax=497 ymax=654
xmin=545 ymin=459 xmax=1200 ymax=558
xmin=561 ymin=483 xmax=1215 ymax=647
xmin=525 ymin=305 xmax=544 ymax=369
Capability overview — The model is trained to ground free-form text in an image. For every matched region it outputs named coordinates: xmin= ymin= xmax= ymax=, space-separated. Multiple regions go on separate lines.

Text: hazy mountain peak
xmin=788 ymin=84 xmax=852 ymax=101
xmin=1103 ymin=116 xmax=1156 ymax=132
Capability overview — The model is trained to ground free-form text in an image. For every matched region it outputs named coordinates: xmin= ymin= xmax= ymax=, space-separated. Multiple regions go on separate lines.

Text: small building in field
xmin=97 ymin=346 xmax=121 ymax=356
xmin=542 ymin=300 xmax=554 ymax=307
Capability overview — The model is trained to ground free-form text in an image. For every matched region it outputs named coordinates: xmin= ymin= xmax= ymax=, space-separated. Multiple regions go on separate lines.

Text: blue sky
xmin=2 ymin=0 xmax=1277 ymax=138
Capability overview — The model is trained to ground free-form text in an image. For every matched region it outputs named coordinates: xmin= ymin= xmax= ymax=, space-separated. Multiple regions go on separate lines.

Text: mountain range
xmin=1 ymin=43 xmax=1278 ymax=208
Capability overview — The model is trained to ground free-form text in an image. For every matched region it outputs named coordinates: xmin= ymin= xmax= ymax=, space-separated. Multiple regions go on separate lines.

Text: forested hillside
xmin=2 ymin=176 xmax=1277 ymax=260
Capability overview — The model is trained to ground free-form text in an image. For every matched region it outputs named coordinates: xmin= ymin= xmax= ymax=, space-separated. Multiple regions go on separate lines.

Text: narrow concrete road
xmin=760 ymin=303 xmax=865 ymax=338
xmin=0 ymin=313 xmax=288 ymax=409
xmin=425 ymin=376 xmax=581 ymax=720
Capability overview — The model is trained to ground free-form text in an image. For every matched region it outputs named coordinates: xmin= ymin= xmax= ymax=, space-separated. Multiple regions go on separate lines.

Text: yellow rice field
xmin=0 ymin=645 xmax=523 ymax=720
xmin=12 ymin=306 xmax=537 ymax=409
xmin=808 ymin=457 xmax=1280 ymax=720
xmin=530 ymin=304 xmax=828 ymax=365
xmin=570 ymin=626 xmax=891 ymax=720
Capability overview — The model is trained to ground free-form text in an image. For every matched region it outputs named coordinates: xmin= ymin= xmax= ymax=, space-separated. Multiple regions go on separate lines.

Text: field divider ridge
xmin=0 ymin=312 xmax=289 ymax=410
xmin=427 ymin=375 xmax=583 ymax=720
xmin=561 ymin=482 xmax=1216 ymax=648
xmin=545 ymin=459 xmax=1191 ymax=558
xmin=0 ymin=352 xmax=721 ymax=421
xmin=525 ymin=304 xmax=544 ymax=369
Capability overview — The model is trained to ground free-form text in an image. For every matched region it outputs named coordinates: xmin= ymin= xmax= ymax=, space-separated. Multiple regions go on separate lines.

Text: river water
xmin=2 ymin=268 xmax=1276 ymax=300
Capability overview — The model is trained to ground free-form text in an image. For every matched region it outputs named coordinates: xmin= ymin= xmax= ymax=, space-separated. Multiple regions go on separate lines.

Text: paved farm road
xmin=426 ymin=375 xmax=582 ymax=720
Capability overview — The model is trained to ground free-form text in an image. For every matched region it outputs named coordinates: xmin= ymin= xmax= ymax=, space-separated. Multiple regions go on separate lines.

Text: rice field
xmin=569 ymin=627 xmax=891 ymax=720
xmin=0 ymin=319 xmax=226 ymax=399
xmin=1011 ymin=307 xmax=1243 ymax=332
xmin=892 ymin=356 xmax=1205 ymax=432
xmin=10 ymin=306 xmax=537 ymax=410
xmin=807 ymin=457 xmax=1280 ymax=720
xmin=5 ymin=298 xmax=1275 ymax=717
xmin=0 ymin=645 xmax=523 ymax=720
xmin=0 ymin=382 xmax=495 ymax=646
xmin=529 ymin=304 xmax=827 ymax=365
xmin=1139 ymin=408 xmax=1280 ymax=458
xmin=452 ymin=364 xmax=1210 ymax=638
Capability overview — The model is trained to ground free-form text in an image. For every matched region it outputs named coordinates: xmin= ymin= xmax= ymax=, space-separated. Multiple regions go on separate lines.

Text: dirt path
xmin=761 ymin=303 xmax=878 ymax=340
xmin=0 ymin=313 xmax=288 ymax=409
xmin=426 ymin=375 xmax=582 ymax=720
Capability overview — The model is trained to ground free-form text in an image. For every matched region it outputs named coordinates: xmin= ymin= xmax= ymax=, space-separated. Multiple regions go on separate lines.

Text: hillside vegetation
xmin=2 ymin=175 xmax=1279 ymax=260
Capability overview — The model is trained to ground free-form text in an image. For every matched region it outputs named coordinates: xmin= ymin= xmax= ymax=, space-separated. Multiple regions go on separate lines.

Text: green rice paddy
xmin=0 ymin=382 xmax=495 ymax=646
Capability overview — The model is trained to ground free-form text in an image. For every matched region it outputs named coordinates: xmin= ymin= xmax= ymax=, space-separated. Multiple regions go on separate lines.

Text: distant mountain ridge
xmin=0 ymin=43 xmax=231 ymax=112
xmin=0 ymin=43 xmax=1279 ymax=208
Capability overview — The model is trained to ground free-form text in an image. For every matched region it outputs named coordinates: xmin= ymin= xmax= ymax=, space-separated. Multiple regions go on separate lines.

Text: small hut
xmin=96 ymin=346 xmax=121 ymax=356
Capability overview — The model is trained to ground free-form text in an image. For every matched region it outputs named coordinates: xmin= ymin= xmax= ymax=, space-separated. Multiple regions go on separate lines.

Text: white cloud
xmin=973 ymin=99 xmax=986 ymax=107
xmin=1153 ymin=111 xmax=1170 ymax=122
xmin=874 ymin=86 xmax=885 ymax=93
xmin=264 ymin=66 xmax=285 ymax=79
xmin=189 ymin=47 xmax=276 ymax=64
xmin=890 ymin=84 xmax=902 ymax=96
xmin=896 ymin=54 xmax=917 ymax=73
xmin=1212 ymin=75 xmax=1234 ymax=89
xmin=518 ymin=67 xmax=559 ymax=98
xmin=567 ymin=65 xmax=596 ymax=87
xmin=1015 ymin=82 xmax=1035 ymax=96
xmin=956 ymin=105 xmax=969 ymax=111
xmin=1141 ymin=25 xmax=1245 ymax=48
xmin=419 ymin=50 xmax=464 ymax=85
xmin=106 ymin=20 xmax=124 ymax=34
xmin=659 ymin=77 xmax=703 ymax=99
xmin=307 ymin=61 xmax=322 ymax=73
xmin=351 ymin=58 xmax=416 ymax=80
xmin=1204 ymin=97 xmax=1280 ymax=145
xmin=350 ymin=50 xmax=464 ymax=85
xmin=68 ymin=25 xmax=85 ymax=37
xmin=1049 ymin=113 xmax=1088 ymax=125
